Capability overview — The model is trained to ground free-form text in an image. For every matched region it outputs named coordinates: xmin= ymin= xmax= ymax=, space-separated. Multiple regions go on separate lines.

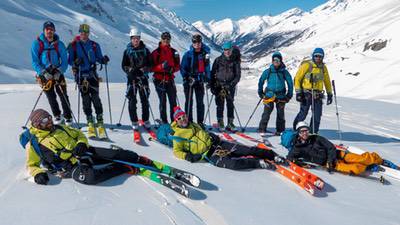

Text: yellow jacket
xmin=171 ymin=122 xmax=213 ymax=160
xmin=294 ymin=60 xmax=332 ymax=94
xmin=26 ymin=125 xmax=88 ymax=176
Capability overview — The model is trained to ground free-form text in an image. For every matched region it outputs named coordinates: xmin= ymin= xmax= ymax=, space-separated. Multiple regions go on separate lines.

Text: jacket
xmin=121 ymin=41 xmax=151 ymax=82
xmin=150 ymin=43 xmax=180 ymax=81
xmin=258 ymin=64 xmax=293 ymax=99
xmin=210 ymin=54 xmax=241 ymax=87
xmin=180 ymin=44 xmax=211 ymax=82
xmin=294 ymin=60 xmax=332 ymax=94
xmin=67 ymin=36 xmax=104 ymax=73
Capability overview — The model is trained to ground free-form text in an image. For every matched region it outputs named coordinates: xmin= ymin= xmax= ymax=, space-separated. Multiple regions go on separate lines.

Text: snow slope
xmin=0 ymin=0 xmax=219 ymax=83
xmin=0 ymin=83 xmax=399 ymax=225
xmin=195 ymin=0 xmax=400 ymax=104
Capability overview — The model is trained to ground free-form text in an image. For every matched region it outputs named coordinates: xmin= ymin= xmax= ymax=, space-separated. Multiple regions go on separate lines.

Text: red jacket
xmin=151 ymin=43 xmax=180 ymax=81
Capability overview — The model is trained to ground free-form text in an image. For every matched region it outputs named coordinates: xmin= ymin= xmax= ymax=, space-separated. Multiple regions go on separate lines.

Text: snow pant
xmin=71 ymin=146 xmax=153 ymax=185
xmin=335 ymin=151 xmax=383 ymax=175
xmin=126 ymin=80 xmax=150 ymax=123
xmin=293 ymin=91 xmax=323 ymax=133
xmin=184 ymin=81 xmax=205 ymax=124
xmin=215 ymin=87 xmax=235 ymax=121
xmin=258 ymin=101 xmax=286 ymax=133
xmin=79 ymin=76 xmax=103 ymax=120
xmin=154 ymin=79 xmax=177 ymax=123
xmin=208 ymin=139 xmax=277 ymax=170
xmin=44 ymin=76 xmax=72 ymax=120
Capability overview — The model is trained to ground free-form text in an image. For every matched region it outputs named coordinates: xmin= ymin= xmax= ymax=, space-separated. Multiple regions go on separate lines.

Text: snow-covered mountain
xmin=195 ymin=0 xmax=400 ymax=104
xmin=0 ymin=0 xmax=219 ymax=83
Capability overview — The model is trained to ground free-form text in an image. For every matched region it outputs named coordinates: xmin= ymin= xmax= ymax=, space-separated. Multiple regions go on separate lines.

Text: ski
xmin=151 ymin=160 xmax=201 ymax=187
xmin=139 ymin=119 xmax=157 ymax=140
xmin=235 ymin=131 xmax=273 ymax=147
xmin=266 ymin=159 xmax=315 ymax=195
xmin=139 ymin=168 xmax=190 ymax=198
xmin=133 ymin=130 xmax=141 ymax=143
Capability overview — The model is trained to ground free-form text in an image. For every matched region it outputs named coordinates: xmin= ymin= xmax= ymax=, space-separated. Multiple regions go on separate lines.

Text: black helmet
xmin=192 ymin=34 xmax=202 ymax=43
xmin=161 ymin=32 xmax=171 ymax=40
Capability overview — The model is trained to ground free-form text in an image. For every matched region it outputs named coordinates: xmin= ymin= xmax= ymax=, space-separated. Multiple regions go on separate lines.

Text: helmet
xmin=43 ymin=21 xmax=55 ymax=31
xmin=129 ymin=27 xmax=141 ymax=37
xmin=222 ymin=41 xmax=232 ymax=50
xmin=192 ymin=33 xmax=202 ymax=43
xmin=161 ymin=31 xmax=171 ymax=40
xmin=312 ymin=48 xmax=325 ymax=59
xmin=296 ymin=121 xmax=309 ymax=131
xmin=79 ymin=24 xmax=90 ymax=33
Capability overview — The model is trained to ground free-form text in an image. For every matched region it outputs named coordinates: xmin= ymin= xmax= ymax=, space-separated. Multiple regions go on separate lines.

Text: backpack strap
xmin=37 ymin=36 xmax=61 ymax=65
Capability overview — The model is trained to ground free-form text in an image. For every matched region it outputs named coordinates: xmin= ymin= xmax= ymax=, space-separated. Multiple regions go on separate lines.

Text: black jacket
xmin=210 ymin=54 xmax=241 ymax=88
xmin=121 ymin=41 xmax=151 ymax=82
xmin=287 ymin=135 xmax=337 ymax=165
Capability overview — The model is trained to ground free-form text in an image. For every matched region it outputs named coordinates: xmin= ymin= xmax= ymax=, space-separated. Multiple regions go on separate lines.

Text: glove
xmin=185 ymin=152 xmax=203 ymax=163
xmin=72 ymin=143 xmax=88 ymax=157
xmin=34 ymin=172 xmax=49 ymax=185
xmin=102 ymin=55 xmax=110 ymax=64
xmin=296 ymin=92 xmax=304 ymax=103
xmin=74 ymin=57 xmax=83 ymax=66
xmin=274 ymin=156 xmax=288 ymax=166
xmin=326 ymin=161 xmax=335 ymax=174
xmin=258 ymin=91 xmax=264 ymax=99
xmin=327 ymin=93 xmax=333 ymax=105
xmin=40 ymin=70 xmax=53 ymax=81
xmin=53 ymin=69 xmax=62 ymax=81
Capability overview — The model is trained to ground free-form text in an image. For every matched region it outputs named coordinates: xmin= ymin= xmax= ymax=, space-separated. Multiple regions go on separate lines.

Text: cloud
xmin=151 ymin=0 xmax=185 ymax=9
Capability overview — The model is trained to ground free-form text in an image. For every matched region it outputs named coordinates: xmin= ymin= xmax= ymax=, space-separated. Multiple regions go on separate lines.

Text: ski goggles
xmin=299 ymin=128 xmax=309 ymax=134
xmin=313 ymin=53 xmax=324 ymax=58
xmin=176 ymin=114 xmax=187 ymax=122
xmin=33 ymin=115 xmax=53 ymax=128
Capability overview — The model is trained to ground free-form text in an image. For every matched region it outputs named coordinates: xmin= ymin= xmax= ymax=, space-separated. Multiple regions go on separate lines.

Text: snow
xmin=0 ymin=83 xmax=399 ymax=225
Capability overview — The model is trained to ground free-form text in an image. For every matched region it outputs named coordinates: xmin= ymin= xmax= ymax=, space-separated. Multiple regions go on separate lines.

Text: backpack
xmin=156 ymin=124 xmax=174 ymax=147
xmin=19 ymin=128 xmax=43 ymax=158
xmin=37 ymin=36 xmax=60 ymax=64
xmin=232 ymin=46 xmax=241 ymax=62
xmin=280 ymin=130 xmax=297 ymax=152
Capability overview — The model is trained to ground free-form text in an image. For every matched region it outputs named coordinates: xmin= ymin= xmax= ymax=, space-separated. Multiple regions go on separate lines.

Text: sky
xmin=152 ymin=0 xmax=328 ymax=22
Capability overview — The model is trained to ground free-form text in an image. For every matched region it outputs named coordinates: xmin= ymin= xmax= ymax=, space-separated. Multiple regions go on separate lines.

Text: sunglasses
xmin=273 ymin=58 xmax=281 ymax=63
xmin=192 ymin=40 xmax=201 ymax=44
xmin=177 ymin=115 xmax=187 ymax=122
xmin=299 ymin=129 xmax=309 ymax=133
xmin=314 ymin=54 xmax=323 ymax=58
xmin=35 ymin=115 xmax=52 ymax=128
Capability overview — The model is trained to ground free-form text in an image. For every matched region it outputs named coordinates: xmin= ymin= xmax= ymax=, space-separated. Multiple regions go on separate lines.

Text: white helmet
xmin=296 ymin=121 xmax=309 ymax=131
xmin=129 ymin=27 xmax=141 ymax=37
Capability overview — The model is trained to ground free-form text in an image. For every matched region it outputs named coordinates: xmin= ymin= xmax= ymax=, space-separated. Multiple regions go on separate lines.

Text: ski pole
xmin=242 ymin=98 xmax=262 ymax=132
xmin=187 ymin=79 xmax=194 ymax=122
xmin=104 ymin=64 xmax=113 ymax=129
xmin=206 ymin=88 xmax=211 ymax=126
xmin=23 ymin=90 xmax=44 ymax=128
xmin=310 ymin=73 xmax=316 ymax=134
xmin=226 ymin=89 xmax=243 ymax=131
xmin=116 ymin=96 xmax=127 ymax=127
xmin=76 ymin=73 xmax=81 ymax=129
xmin=205 ymin=93 xmax=214 ymax=127
xmin=142 ymin=83 xmax=156 ymax=125
xmin=332 ymin=80 xmax=342 ymax=143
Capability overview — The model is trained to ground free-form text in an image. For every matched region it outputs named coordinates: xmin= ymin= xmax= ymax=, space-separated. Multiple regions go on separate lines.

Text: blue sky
xmin=152 ymin=0 xmax=328 ymax=22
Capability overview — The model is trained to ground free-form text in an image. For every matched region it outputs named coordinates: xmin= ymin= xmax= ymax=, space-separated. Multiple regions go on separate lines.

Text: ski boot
xmin=97 ymin=121 xmax=107 ymax=140
xmin=87 ymin=116 xmax=96 ymax=139
xmin=225 ymin=118 xmax=237 ymax=132
xmin=54 ymin=115 xmax=65 ymax=125
xmin=143 ymin=120 xmax=151 ymax=129
xmin=217 ymin=119 xmax=225 ymax=131
xmin=132 ymin=121 xmax=139 ymax=130
xmin=65 ymin=117 xmax=73 ymax=126
xmin=259 ymin=159 xmax=276 ymax=170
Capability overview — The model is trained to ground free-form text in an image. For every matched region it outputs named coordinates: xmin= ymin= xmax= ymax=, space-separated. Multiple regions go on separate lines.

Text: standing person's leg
xmin=215 ymin=93 xmax=225 ymax=123
xmin=88 ymin=77 xmax=103 ymax=120
xmin=276 ymin=101 xmax=286 ymax=133
xmin=80 ymin=84 xmax=93 ymax=122
xmin=209 ymin=154 xmax=263 ymax=170
xmin=44 ymin=85 xmax=62 ymax=117
xmin=195 ymin=82 xmax=205 ymax=124
xmin=226 ymin=88 xmax=235 ymax=121
xmin=258 ymin=102 xmax=274 ymax=132
xmin=183 ymin=82 xmax=193 ymax=122
xmin=311 ymin=98 xmax=323 ymax=133
xmin=293 ymin=92 xmax=312 ymax=130
xmin=127 ymin=83 xmax=139 ymax=123
xmin=154 ymin=80 xmax=168 ymax=123
xmin=139 ymin=83 xmax=150 ymax=122
xmin=55 ymin=77 xmax=72 ymax=119
xmin=167 ymin=81 xmax=178 ymax=122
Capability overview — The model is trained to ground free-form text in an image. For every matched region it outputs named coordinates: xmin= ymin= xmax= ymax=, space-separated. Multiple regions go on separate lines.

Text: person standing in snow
xmin=170 ymin=106 xmax=285 ymax=170
xmin=257 ymin=52 xmax=293 ymax=136
xmin=293 ymin=48 xmax=332 ymax=133
xmin=121 ymin=28 xmax=152 ymax=131
xmin=287 ymin=121 xmax=396 ymax=175
xmin=209 ymin=41 xmax=241 ymax=131
xmin=31 ymin=21 xmax=72 ymax=125
xmin=25 ymin=108 xmax=161 ymax=185
xmin=150 ymin=32 xmax=180 ymax=123
xmin=180 ymin=33 xmax=211 ymax=128
xmin=67 ymin=24 xmax=109 ymax=138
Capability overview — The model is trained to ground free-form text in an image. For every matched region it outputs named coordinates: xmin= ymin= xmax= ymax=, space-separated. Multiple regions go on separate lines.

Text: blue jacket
xmin=31 ymin=33 xmax=68 ymax=74
xmin=180 ymin=44 xmax=211 ymax=81
xmin=67 ymin=36 xmax=103 ymax=73
xmin=258 ymin=64 xmax=293 ymax=99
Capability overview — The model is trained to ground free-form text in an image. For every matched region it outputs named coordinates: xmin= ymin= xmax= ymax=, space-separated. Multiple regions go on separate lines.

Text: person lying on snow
xmin=170 ymin=106 xmax=286 ymax=170
xmin=287 ymin=121 xmax=395 ymax=175
xmin=24 ymin=109 xmax=156 ymax=185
